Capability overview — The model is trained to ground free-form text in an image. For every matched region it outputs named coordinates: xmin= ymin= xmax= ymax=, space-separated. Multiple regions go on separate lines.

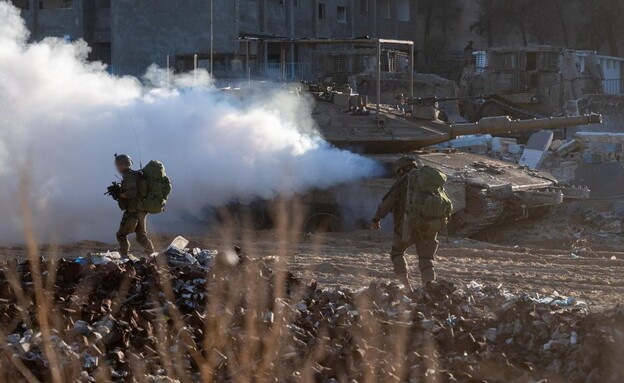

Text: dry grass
xmin=0 ymin=174 xmax=441 ymax=383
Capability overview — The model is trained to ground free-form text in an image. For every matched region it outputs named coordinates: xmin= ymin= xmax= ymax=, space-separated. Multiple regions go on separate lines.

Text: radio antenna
xmin=129 ymin=117 xmax=143 ymax=169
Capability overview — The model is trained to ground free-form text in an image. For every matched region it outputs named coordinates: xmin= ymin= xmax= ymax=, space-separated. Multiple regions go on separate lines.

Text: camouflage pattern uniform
xmin=373 ymin=171 xmax=439 ymax=284
xmin=116 ymin=170 xmax=154 ymax=255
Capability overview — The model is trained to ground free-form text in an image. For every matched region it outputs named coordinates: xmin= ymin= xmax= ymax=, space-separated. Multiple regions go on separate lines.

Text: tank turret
xmin=316 ymin=95 xmax=603 ymax=153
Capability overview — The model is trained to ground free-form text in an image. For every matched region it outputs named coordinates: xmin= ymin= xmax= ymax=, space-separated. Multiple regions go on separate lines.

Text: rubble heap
xmin=0 ymin=250 xmax=622 ymax=382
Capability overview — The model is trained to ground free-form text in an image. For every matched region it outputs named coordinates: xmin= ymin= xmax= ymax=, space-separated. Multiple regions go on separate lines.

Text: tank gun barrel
xmin=406 ymin=96 xmax=477 ymax=105
xmin=445 ymin=114 xmax=602 ymax=142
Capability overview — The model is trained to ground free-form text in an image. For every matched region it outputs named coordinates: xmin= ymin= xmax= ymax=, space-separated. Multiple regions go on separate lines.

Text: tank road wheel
xmin=526 ymin=205 xmax=556 ymax=220
xmin=304 ymin=212 xmax=343 ymax=233
xmin=450 ymin=189 xmax=504 ymax=237
xmin=216 ymin=200 xmax=272 ymax=230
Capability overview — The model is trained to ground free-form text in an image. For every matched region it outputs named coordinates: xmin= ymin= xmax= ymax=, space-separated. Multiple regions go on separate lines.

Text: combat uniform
xmin=373 ymin=170 xmax=439 ymax=284
xmin=116 ymin=170 xmax=154 ymax=255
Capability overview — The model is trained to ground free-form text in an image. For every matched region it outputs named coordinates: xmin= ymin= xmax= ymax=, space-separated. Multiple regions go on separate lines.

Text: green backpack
xmin=139 ymin=160 xmax=172 ymax=214
xmin=407 ymin=166 xmax=453 ymax=232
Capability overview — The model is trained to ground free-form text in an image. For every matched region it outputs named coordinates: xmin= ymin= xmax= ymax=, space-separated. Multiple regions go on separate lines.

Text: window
xmin=397 ymin=0 xmax=410 ymax=22
xmin=337 ymin=6 xmax=347 ymax=23
xmin=360 ymin=0 xmax=368 ymax=15
xmin=378 ymin=0 xmax=390 ymax=19
xmin=526 ymin=52 xmax=537 ymax=71
xmin=39 ymin=0 xmax=73 ymax=9
xmin=318 ymin=3 xmax=326 ymax=19
xmin=11 ymin=0 xmax=29 ymax=10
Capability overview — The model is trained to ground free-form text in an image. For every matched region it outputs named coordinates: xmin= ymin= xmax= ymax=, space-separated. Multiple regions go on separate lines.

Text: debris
xmin=492 ymin=137 xmax=517 ymax=154
xmin=555 ymin=139 xmax=581 ymax=157
xmin=167 ymin=236 xmax=190 ymax=252
xmin=448 ymin=134 xmax=492 ymax=154
xmin=601 ymin=220 xmax=622 ymax=234
xmin=508 ymin=143 xmax=525 ymax=154
xmin=0 ymin=250 xmax=622 ymax=382
xmin=519 ymin=148 xmax=547 ymax=169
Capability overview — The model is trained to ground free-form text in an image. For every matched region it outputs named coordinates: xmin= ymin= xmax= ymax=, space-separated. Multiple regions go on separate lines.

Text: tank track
xmin=451 ymin=192 xmax=504 ymax=237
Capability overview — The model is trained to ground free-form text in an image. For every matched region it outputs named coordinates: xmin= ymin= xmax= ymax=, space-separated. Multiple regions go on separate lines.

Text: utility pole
xmin=210 ymin=0 xmax=214 ymax=75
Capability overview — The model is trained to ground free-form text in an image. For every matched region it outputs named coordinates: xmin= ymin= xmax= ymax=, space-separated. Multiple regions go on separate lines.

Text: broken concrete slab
xmin=556 ymin=139 xmax=581 ymax=157
xmin=508 ymin=143 xmax=525 ymax=154
xmin=519 ymin=148 xmax=547 ymax=169
xmin=492 ymin=137 xmax=517 ymax=153
xmin=526 ymin=130 xmax=554 ymax=151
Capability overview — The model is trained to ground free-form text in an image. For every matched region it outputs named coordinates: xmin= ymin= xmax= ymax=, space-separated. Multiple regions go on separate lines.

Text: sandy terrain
xmin=2 ymin=201 xmax=623 ymax=313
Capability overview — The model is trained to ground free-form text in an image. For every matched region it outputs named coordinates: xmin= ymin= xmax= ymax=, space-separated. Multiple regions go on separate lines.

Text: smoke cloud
xmin=0 ymin=2 xmax=381 ymax=243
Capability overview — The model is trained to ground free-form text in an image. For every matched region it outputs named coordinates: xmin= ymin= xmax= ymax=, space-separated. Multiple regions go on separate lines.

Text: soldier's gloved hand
xmin=370 ymin=219 xmax=381 ymax=231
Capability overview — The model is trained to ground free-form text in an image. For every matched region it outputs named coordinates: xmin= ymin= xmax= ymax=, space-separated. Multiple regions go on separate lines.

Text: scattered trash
xmin=466 ymin=280 xmax=483 ymax=290
xmin=75 ymin=251 xmax=126 ymax=265
xmin=167 ymin=236 xmax=190 ymax=252
xmin=0 ymin=247 xmax=622 ymax=382
xmin=164 ymin=236 xmax=219 ymax=269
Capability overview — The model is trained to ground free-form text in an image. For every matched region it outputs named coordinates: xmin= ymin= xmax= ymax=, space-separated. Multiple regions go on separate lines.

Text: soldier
xmin=370 ymin=157 xmax=448 ymax=292
xmin=464 ymin=40 xmax=476 ymax=67
xmin=114 ymin=154 xmax=155 ymax=256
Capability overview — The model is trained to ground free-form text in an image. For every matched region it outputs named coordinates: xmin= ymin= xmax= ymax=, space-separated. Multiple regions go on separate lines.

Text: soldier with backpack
xmin=371 ymin=156 xmax=452 ymax=291
xmin=111 ymin=154 xmax=172 ymax=256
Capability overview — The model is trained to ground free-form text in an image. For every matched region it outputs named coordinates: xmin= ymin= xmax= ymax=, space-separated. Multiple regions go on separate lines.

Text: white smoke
xmin=0 ymin=1 xmax=382 ymax=243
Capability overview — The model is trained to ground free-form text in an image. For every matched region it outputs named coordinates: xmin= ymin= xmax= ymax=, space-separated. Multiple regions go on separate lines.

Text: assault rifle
xmin=104 ymin=181 xmax=122 ymax=201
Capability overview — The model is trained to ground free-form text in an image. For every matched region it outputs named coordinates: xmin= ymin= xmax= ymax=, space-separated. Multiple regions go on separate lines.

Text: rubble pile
xmin=436 ymin=129 xmax=624 ymax=187
xmin=0 ymin=250 xmax=622 ymax=382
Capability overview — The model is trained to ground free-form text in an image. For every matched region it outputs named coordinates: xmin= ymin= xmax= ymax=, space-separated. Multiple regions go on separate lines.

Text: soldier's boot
xmin=397 ymin=272 xmax=413 ymax=293
xmin=419 ymin=257 xmax=436 ymax=285
xmin=391 ymin=253 xmax=412 ymax=292
xmin=421 ymin=266 xmax=436 ymax=285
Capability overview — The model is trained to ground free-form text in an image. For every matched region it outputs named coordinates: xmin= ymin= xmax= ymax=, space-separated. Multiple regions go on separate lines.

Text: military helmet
xmin=392 ymin=156 xmax=417 ymax=175
xmin=114 ymin=154 xmax=133 ymax=166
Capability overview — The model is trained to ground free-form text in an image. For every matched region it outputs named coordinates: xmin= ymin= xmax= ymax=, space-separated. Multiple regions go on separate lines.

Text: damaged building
xmin=13 ymin=0 xmax=487 ymax=77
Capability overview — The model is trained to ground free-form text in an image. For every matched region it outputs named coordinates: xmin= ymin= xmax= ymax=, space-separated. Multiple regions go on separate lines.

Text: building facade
xmin=14 ymin=0 xmax=484 ymax=77
xmin=15 ymin=0 xmax=112 ymax=64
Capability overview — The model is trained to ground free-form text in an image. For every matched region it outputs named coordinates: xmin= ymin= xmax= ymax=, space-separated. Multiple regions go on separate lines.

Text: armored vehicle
xmin=306 ymin=88 xmax=601 ymax=236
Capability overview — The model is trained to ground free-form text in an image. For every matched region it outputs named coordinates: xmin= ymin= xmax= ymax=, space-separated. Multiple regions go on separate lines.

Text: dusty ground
xmin=2 ymin=200 xmax=624 ymax=313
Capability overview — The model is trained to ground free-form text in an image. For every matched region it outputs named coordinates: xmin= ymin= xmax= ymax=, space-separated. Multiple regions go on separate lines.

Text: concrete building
xmin=13 ymin=0 xmax=483 ymax=77
xmin=596 ymin=55 xmax=624 ymax=95
xmin=15 ymin=0 xmax=112 ymax=64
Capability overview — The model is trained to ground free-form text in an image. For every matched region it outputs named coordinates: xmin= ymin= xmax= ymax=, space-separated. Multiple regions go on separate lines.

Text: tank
xmin=305 ymin=89 xmax=602 ymax=236
xmin=317 ymin=103 xmax=601 ymax=154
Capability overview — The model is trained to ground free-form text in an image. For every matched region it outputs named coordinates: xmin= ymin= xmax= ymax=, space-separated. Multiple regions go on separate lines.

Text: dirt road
xmin=3 ymin=223 xmax=622 ymax=312
xmin=284 ymin=231 xmax=624 ymax=312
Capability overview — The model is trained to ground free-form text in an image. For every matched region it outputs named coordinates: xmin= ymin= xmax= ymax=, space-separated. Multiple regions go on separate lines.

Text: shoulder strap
xmin=382 ymin=172 xmax=410 ymax=201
